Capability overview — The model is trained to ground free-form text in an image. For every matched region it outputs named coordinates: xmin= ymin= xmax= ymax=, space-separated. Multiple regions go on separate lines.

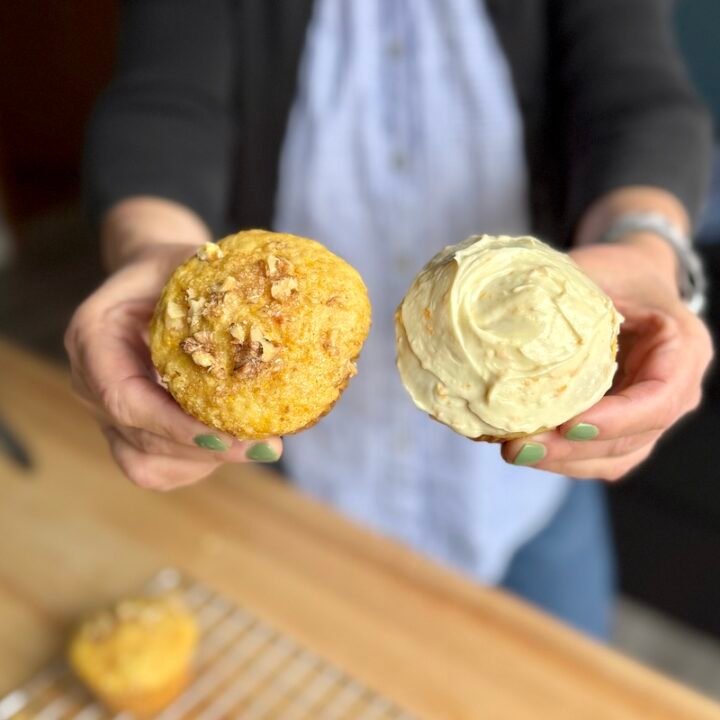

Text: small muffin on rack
xmin=150 ymin=229 xmax=371 ymax=439
xmin=68 ymin=595 xmax=198 ymax=716
xmin=396 ymin=234 xmax=623 ymax=440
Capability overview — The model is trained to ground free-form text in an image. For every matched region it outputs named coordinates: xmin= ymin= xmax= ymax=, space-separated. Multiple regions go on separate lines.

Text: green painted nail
xmin=193 ymin=434 xmax=229 ymax=452
xmin=564 ymin=423 xmax=600 ymax=441
xmin=513 ymin=442 xmax=546 ymax=466
xmin=246 ymin=442 xmax=279 ymax=463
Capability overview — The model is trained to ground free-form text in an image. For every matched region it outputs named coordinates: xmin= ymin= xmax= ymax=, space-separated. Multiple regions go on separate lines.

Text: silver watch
xmin=598 ymin=212 xmax=708 ymax=314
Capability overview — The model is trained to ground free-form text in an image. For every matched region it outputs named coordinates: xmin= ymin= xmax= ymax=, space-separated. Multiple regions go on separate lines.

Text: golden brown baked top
xmin=150 ymin=229 xmax=371 ymax=439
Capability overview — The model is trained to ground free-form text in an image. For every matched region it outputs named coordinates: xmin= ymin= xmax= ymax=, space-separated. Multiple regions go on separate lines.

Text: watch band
xmin=597 ymin=212 xmax=708 ymax=315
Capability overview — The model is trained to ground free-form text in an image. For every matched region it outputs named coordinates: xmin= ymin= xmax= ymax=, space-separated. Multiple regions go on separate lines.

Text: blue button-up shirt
xmin=274 ymin=0 xmax=569 ymax=583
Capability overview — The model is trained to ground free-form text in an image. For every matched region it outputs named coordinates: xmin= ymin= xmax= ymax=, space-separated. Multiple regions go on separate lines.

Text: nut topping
xmin=218 ymin=275 xmax=237 ymax=292
xmin=197 ymin=242 xmax=223 ymax=261
xmin=265 ymin=254 xmax=294 ymax=278
xmin=166 ymin=300 xmax=185 ymax=319
xmin=264 ymin=254 xmax=298 ymax=302
xmin=230 ymin=322 xmax=279 ymax=378
xmin=181 ymin=331 xmax=216 ymax=370
xmin=270 ymin=276 xmax=298 ymax=301
xmin=165 ymin=299 xmax=186 ymax=331
xmin=187 ymin=297 xmax=206 ymax=328
xmin=190 ymin=351 xmax=214 ymax=368
xmin=229 ymin=323 xmax=246 ymax=342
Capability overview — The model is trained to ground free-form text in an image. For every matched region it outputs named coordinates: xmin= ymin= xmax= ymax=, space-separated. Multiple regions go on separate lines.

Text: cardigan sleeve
xmin=549 ymin=0 xmax=714 ymax=231
xmin=83 ymin=0 xmax=235 ymax=235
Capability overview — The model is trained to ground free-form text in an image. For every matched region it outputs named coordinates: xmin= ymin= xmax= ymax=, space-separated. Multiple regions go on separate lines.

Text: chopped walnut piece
xmin=270 ymin=276 xmax=298 ymax=301
xmin=249 ymin=324 xmax=263 ymax=343
xmin=181 ymin=331 xmax=216 ymax=370
xmin=266 ymin=254 xmax=279 ymax=277
xmin=187 ymin=297 xmax=206 ymax=327
xmin=180 ymin=336 xmax=202 ymax=354
xmin=196 ymin=242 xmax=223 ymax=261
xmin=230 ymin=323 xmax=279 ymax=377
xmin=219 ymin=275 xmax=237 ymax=292
xmin=191 ymin=350 xmax=215 ymax=368
xmin=232 ymin=347 xmax=263 ymax=378
xmin=229 ymin=323 xmax=246 ymax=342
xmin=166 ymin=300 xmax=185 ymax=319
xmin=194 ymin=330 xmax=213 ymax=345
xmin=265 ymin=254 xmax=294 ymax=278
xmin=259 ymin=338 xmax=277 ymax=361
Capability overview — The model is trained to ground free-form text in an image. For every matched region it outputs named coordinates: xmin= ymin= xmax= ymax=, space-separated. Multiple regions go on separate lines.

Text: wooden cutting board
xmin=1 ymin=338 xmax=719 ymax=719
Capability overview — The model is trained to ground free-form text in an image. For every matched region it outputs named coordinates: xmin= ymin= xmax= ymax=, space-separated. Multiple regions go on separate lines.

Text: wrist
xmin=613 ymin=231 xmax=679 ymax=291
xmin=101 ymin=197 xmax=212 ymax=272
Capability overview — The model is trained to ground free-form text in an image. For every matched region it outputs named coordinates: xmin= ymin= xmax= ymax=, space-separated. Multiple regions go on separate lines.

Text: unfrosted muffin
xmin=68 ymin=595 xmax=198 ymax=716
xmin=396 ymin=234 xmax=623 ymax=440
xmin=150 ymin=229 xmax=371 ymax=439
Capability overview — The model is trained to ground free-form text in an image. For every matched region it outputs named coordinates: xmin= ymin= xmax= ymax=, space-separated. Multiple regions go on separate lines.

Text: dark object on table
xmin=0 ymin=415 xmax=32 ymax=471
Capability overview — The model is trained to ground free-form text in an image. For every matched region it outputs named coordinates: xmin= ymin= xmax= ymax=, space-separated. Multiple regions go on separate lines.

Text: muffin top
xmin=396 ymin=235 xmax=623 ymax=439
xmin=151 ymin=230 xmax=371 ymax=439
xmin=68 ymin=595 xmax=197 ymax=693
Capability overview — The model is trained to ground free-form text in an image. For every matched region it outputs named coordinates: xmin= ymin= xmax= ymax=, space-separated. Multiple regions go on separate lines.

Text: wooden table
xmin=1 ymin=339 xmax=719 ymax=720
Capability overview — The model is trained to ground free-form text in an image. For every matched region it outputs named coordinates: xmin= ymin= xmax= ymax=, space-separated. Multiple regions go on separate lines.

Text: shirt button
xmin=391 ymin=151 xmax=407 ymax=170
xmin=386 ymin=40 xmax=404 ymax=58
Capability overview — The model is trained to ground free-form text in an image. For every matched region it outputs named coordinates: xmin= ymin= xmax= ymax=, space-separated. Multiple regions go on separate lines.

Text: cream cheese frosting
xmin=395 ymin=235 xmax=623 ymax=438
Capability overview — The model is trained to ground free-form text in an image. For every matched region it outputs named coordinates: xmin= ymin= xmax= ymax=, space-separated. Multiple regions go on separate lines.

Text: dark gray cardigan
xmin=85 ymin=0 xmax=713 ymax=247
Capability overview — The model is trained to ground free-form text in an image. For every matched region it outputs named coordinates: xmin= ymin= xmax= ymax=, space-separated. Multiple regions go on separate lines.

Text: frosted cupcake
xmin=396 ymin=235 xmax=623 ymax=440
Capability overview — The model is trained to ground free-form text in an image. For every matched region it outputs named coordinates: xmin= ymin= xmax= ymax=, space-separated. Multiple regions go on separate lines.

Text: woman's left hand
xmin=501 ymin=234 xmax=714 ymax=480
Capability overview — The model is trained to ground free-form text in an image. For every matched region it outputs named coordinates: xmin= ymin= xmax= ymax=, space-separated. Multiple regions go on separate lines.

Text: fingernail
xmin=193 ymin=434 xmax=229 ymax=452
xmin=512 ymin=442 xmax=546 ymax=466
xmin=564 ymin=423 xmax=600 ymax=441
xmin=246 ymin=442 xmax=279 ymax=463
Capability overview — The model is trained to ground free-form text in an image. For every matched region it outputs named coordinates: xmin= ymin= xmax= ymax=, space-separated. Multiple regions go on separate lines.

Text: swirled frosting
xmin=396 ymin=235 xmax=623 ymax=438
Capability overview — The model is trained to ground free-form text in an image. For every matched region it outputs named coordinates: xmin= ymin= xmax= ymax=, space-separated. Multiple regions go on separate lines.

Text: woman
xmin=66 ymin=0 xmax=714 ymax=639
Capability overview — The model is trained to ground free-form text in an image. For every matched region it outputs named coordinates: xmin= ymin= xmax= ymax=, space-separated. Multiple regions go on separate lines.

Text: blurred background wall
xmin=0 ymin=0 xmax=719 ymax=677
xmin=0 ymin=0 xmax=118 ymax=347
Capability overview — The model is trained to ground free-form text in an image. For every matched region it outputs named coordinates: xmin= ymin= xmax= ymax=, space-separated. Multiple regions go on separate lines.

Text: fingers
xmin=501 ymin=429 xmax=659 ymax=467
xmin=102 ymin=374 xmax=239 ymax=448
xmin=500 ymin=308 xmax=712 ymax=480
xmin=546 ymin=444 xmax=656 ymax=482
xmin=558 ymin=312 xmax=711 ymax=442
xmin=68 ymin=301 xmax=236 ymax=452
xmin=66 ymin=271 xmax=284 ymax=492
xmin=104 ymin=427 xmax=221 ymax=491
xmin=104 ymin=427 xmax=282 ymax=490
xmin=112 ymin=425 xmax=283 ymax=464
xmin=502 ymin=438 xmax=656 ymax=481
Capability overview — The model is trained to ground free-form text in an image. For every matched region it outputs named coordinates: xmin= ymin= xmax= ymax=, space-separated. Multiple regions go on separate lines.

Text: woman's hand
xmin=65 ymin=200 xmax=282 ymax=491
xmin=501 ymin=234 xmax=713 ymax=480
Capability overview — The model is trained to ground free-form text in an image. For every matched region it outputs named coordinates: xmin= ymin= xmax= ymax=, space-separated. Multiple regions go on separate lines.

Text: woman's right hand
xmin=65 ymin=199 xmax=282 ymax=490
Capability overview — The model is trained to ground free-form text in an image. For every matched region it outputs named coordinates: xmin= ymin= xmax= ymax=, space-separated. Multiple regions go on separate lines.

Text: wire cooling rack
xmin=0 ymin=568 xmax=417 ymax=720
